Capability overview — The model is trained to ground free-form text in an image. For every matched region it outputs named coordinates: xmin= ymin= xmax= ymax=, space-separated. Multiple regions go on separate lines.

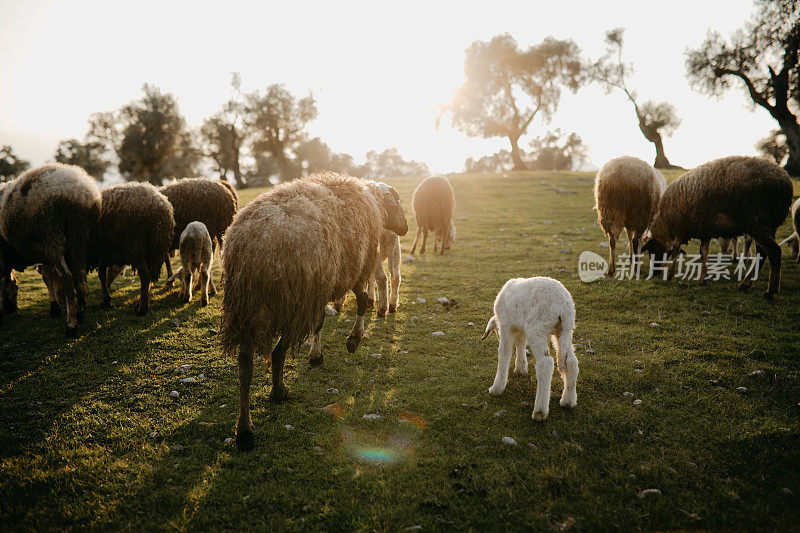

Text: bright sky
xmin=0 ymin=0 xmax=776 ymax=174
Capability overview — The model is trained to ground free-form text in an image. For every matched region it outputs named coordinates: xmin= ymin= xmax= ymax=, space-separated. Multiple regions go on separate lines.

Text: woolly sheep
xmin=778 ymin=197 xmax=800 ymax=262
xmin=160 ymin=178 xmax=238 ymax=286
xmin=0 ymin=163 xmax=101 ymax=337
xmin=410 ymin=175 xmax=456 ymax=255
xmin=333 ymin=228 xmax=402 ymax=317
xmin=220 ymin=172 xmax=408 ymax=450
xmin=482 ymin=277 xmax=578 ymax=421
xmin=643 ymin=156 xmax=792 ymax=298
xmin=88 ymin=182 xmax=175 ymax=315
xmin=594 ymin=156 xmax=665 ymax=278
xmin=167 ymin=221 xmax=216 ymax=305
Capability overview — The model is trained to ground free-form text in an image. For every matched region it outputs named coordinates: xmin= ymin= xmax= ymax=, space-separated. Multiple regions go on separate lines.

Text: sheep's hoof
xmin=134 ymin=304 xmax=148 ymax=316
xmin=76 ymin=310 xmax=85 ymax=324
xmin=345 ymin=336 xmax=360 ymax=353
xmin=388 ymin=304 xmax=396 ymax=314
xmin=65 ymin=325 xmax=79 ymax=339
xmin=560 ymin=396 xmax=577 ymax=408
xmin=532 ymin=411 xmax=546 ymax=422
xmin=488 ymin=384 xmax=504 ymax=396
xmin=377 ymin=307 xmax=387 ymax=318
xmin=235 ymin=427 xmax=255 ymax=451
xmin=763 ymin=291 xmax=776 ymax=301
xmin=270 ymin=384 xmax=289 ymax=402
xmin=309 ymin=355 xmax=324 ymax=367
xmin=201 ymin=298 xmax=209 ymax=307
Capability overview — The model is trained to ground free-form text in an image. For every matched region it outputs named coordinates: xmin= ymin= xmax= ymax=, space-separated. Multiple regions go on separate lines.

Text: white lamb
xmin=482 ymin=277 xmax=578 ymax=421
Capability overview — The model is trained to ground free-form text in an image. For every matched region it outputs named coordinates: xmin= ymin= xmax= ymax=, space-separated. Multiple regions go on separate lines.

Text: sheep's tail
xmin=779 ymin=232 xmax=798 ymax=247
xmin=482 ymin=316 xmax=498 ymax=340
xmin=552 ymin=315 xmax=576 ymax=374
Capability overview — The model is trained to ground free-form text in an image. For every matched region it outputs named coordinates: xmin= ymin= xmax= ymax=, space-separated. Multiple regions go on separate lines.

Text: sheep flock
xmin=0 ymin=155 xmax=796 ymax=453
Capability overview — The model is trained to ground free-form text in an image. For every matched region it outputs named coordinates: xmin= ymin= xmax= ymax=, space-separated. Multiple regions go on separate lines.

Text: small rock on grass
xmin=493 ymin=410 xmax=506 ymax=417
xmin=326 ymin=387 xmax=339 ymax=394
xmin=313 ymin=446 xmax=324 ymax=455
xmin=637 ymin=488 xmax=661 ymax=499
xmin=285 ymin=424 xmax=294 ymax=430
xmin=363 ymin=413 xmax=383 ymax=420
xmin=749 ymin=369 xmax=764 ymax=376
xmin=170 ymin=444 xmax=184 ymax=452
xmin=586 ymin=348 xmax=596 ymax=355
xmin=169 ymin=390 xmax=180 ymax=398
xmin=501 ymin=436 xmax=517 ymax=446
xmin=410 ymin=316 xmax=419 ymax=322
xmin=467 ymin=322 xmax=474 ymax=326
xmin=431 ymin=331 xmax=445 ymax=336
xmin=737 ymin=387 xmax=748 ymax=394
xmin=224 ymin=437 xmax=233 ymax=444
xmin=402 ymin=526 xmax=423 ymax=532
xmin=416 ymin=297 xmax=426 ymax=304
xmin=555 ymin=517 xmax=577 ymax=531
xmin=324 ymin=305 xmax=337 ymax=316
xmin=649 ymin=322 xmax=660 ymax=327
xmin=780 ymin=487 xmax=793 ymax=495
xmin=623 ymin=391 xmax=634 ymax=397
xmin=633 ymin=399 xmax=642 ymax=405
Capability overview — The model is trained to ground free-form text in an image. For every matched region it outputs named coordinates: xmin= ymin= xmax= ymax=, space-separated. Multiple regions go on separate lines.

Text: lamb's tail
xmin=779 ymin=232 xmax=798 ymax=247
xmin=482 ymin=316 xmax=498 ymax=340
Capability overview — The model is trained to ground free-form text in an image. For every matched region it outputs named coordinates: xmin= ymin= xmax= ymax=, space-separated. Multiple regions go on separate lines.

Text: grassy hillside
xmin=1 ymin=170 xmax=798 ymax=530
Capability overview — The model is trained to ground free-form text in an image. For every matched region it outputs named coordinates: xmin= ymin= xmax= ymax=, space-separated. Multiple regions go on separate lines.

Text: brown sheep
xmin=221 ymin=172 xmax=408 ymax=450
xmin=643 ymin=156 xmax=792 ymax=298
xmin=87 ymin=182 xmax=174 ymax=315
xmin=0 ymin=164 xmax=101 ymax=337
xmin=167 ymin=221 xmax=216 ymax=305
xmin=594 ymin=156 xmax=665 ymax=278
xmin=160 ymin=178 xmax=238 ymax=286
xmin=410 ymin=175 xmax=456 ymax=255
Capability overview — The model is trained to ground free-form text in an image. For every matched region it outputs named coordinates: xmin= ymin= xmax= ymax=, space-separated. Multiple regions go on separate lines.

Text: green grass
xmin=1 ymin=170 xmax=799 ymax=531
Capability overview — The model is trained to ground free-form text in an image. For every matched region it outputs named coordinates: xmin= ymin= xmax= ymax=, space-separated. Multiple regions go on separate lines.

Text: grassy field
xmin=1 ymin=170 xmax=799 ymax=531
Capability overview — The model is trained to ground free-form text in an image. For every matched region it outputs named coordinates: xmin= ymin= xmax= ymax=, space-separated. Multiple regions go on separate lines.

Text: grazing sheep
xmin=221 ymin=172 xmax=408 ymax=450
xmin=482 ymin=277 xmax=578 ymax=422
xmin=0 ymin=163 xmax=101 ymax=337
xmin=89 ymin=182 xmax=175 ymax=315
xmin=167 ymin=221 xmax=215 ymax=305
xmin=594 ymin=156 xmax=665 ymax=278
xmin=160 ymin=178 xmax=238 ymax=286
xmin=643 ymin=156 xmax=792 ymax=298
xmin=333 ymin=228 xmax=402 ymax=317
xmin=410 ymin=175 xmax=456 ymax=255
xmin=779 ymin=198 xmax=800 ymax=262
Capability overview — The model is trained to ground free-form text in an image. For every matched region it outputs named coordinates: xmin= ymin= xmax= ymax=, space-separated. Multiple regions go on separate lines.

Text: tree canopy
xmin=443 ymin=34 xmax=586 ymax=170
xmin=54 ymin=139 xmax=111 ymax=180
xmin=0 ymin=145 xmax=30 ymax=182
xmin=686 ymin=0 xmax=800 ymax=176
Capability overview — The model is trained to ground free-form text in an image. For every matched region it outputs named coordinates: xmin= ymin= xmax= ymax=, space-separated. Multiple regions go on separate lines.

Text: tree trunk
xmin=652 ymin=134 xmax=673 ymax=169
xmin=508 ymin=135 xmax=527 ymax=171
xmin=232 ymin=154 xmax=244 ymax=188
xmin=779 ymin=121 xmax=800 ymax=178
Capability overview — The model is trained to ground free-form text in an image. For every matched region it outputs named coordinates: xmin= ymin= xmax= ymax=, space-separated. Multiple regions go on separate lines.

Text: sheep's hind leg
xmin=420 ymin=228 xmax=429 ymax=254
xmin=410 ymin=226 xmax=423 ymax=255
xmin=98 ymin=262 xmax=112 ymax=308
xmin=346 ymin=289 xmax=369 ymax=353
xmin=309 ymin=316 xmax=325 ymax=367
xmin=554 ymin=330 xmax=579 ymax=408
xmin=52 ymin=256 xmax=79 ymax=338
xmin=135 ymin=265 xmax=151 ymax=316
xmin=513 ymin=333 xmax=528 ymax=375
xmin=488 ymin=326 xmax=514 ymax=396
xmin=698 ymin=239 xmax=710 ymax=285
xmin=40 ymin=265 xmax=61 ymax=317
xmin=756 ymin=234 xmax=782 ymax=299
xmin=374 ymin=262 xmax=389 ymax=317
xmin=235 ymin=342 xmax=255 ymax=451
xmin=530 ymin=337 xmax=554 ymax=422
xmin=270 ymin=336 xmax=290 ymax=401
xmin=200 ymin=265 xmax=210 ymax=306
xmin=164 ymin=256 xmax=175 ymax=289
xmin=605 ymin=227 xmax=620 ymax=279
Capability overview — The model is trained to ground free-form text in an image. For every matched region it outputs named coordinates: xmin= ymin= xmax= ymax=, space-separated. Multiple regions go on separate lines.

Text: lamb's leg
xmin=209 ymin=264 xmax=217 ymax=296
xmin=135 ymin=265 xmax=151 ymax=316
xmin=530 ymin=337 xmax=554 ymax=422
xmin=666 ymin=238 xmax=682 ymax=280
xmin=374 ymin=262 xmax=389 ymax=317
xmin=332 ymin=295 xmax=345 ymax=312
xmin=410 ymin=226 xmax=422 ymax=255
xmin=309 ymin=315 xmax=325 ymax=367
xmin=182 ymin=263 xmax=192 ymax=302
xmin=346 ymin=288 xmax=369 ymax=353
xmin=513 ymin=333 xmax=528 ymax=375
xmin=200 ymin=265 xmax=210 ymax=306
xmin=440 ymin=230 xmax=448 ymax=256
xmin=699 ymin=239 xmax=710 ymax=285
xmin=53 ymin=256 xmax=78 ymax=338
xmin=488 ymin=325 xmax=513 ymax=396
xmin=270 ymin=336 xmax=290 ymax=401
xmin=366 ymin=276 xmax=376 ymax=309
xmin=420 ymin=228 xmax=429 ymax=254
xmin=554 ymin=330 xmax=578 ymax=408
xmin=235 ymin=342 xmax=255 ymax=451
xmin=633 ymin=231 xmax=645 ymax=279
xmin=388 ymin=269 xmax=400 ymax=315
